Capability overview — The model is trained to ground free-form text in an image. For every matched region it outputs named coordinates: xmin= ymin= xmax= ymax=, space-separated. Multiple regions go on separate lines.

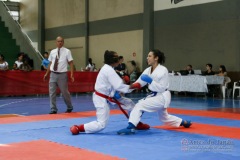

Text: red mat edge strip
xmin=0 ymin=108 xmax=239 ymax=125
xmin=154 ymin=122 xmax=240 ymax=140
xmin=168 ymin=108 xmax=240 ymax=120
xmin=0 ymin=110 xmax=122 ymax=124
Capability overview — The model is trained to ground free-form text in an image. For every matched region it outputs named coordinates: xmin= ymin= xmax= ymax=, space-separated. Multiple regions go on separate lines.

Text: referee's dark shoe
xmin=65 ymin=109 xmax=73 ymax=113
xmin=49 ymin=111 xmax=57 ymax=114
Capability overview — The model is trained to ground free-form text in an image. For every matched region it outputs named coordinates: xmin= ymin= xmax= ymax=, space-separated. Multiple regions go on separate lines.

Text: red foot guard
xmin=136 ymin=122 xmax=150 ymax=130
xmin=70 ymin=125 xmax=80 ymax=135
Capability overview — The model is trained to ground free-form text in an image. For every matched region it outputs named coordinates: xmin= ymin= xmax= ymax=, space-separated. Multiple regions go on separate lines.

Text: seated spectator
xmin=41 ymin=52 xmax=50 ymax=71
xmin=204 ymin=63 xmax=215 ymax=75
xmin=128 ymin=60 xmax=139 ymax=84
xmin=85 ymin=58 xmax=96 ymax=71
xmin=216 ymin=65 xmax=227 ymax=77
xmin=185 ymin=64 xmax=194 ymax=74
xmin=15 ymin=53 xmax=23 ymax=68
xmin=203 ymin=64 xmax=215 ymax=97
xmin=19 ymin=59 xmax=32 ymax=72
xmin=216 ymin=64 xmax=230 ymax=87
xmin=115 ymin=56 xmax=127 ymax=76
xmin=0 ymin=54 xmax=9 ymax=71
xmin=18 ymin=52 xmax=34 ymax=68
xmin=12 ymin=63 xmax=18 ymax=70
xmin=217 ymin=65 xmax=230 ymax=98
xmin=115 ymin=56 xmax=129 ymax=84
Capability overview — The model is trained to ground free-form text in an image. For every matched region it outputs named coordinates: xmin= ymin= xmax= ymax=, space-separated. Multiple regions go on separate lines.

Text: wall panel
xmin=89 ymin=30 xmax=143 ymax=71
xmin=89 ymin=0 xmax=143 ymax=21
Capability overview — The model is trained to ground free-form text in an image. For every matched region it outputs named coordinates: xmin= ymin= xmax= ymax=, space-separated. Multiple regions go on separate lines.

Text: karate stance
xmin=70 ymin=50 xmax=149 ymax=134
xmin=117 ymin=49 xmax=192 ymax=135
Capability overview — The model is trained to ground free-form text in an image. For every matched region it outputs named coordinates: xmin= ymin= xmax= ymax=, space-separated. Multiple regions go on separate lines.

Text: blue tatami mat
xmin=1 ymin=93 xmax=240 ymax=159
xmin=1 ymin=113 xmax=240 ymax=160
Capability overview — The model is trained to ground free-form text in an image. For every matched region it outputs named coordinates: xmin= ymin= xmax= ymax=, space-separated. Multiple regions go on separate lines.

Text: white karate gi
xmin=84 ymin=64 xmax=134 ymax=133
xmin=129 ymin=64 xmax=182 ymax=127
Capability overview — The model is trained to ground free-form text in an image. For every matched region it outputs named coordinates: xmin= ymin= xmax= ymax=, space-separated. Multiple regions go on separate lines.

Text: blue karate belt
xmin=144 ymin=89 xmax=168 ymax=99
xmin=143 ymin=91 xmax=157 ymax=100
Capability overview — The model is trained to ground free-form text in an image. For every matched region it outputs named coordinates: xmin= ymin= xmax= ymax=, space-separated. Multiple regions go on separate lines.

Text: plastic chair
xmin=222 ymin=77 xmax=231 ymax=99
xmin=232 ymin=81 xmax=240 ymax=98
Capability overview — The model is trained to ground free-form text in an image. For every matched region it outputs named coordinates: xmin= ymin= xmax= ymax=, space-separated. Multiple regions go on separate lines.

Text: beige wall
xmin=20 ymin=0 xmax=38 ymax=31
xmin=89 ymin=30 xmax=143 ymax=71
xmin=15 ymin=0 xmax=240 ymax=72
xmin=45 ymin=0 xmax=85 ymax=28
xmin=44 ymin=0 xmax=86 ymax=70
xmin=88 ymin=0 xmax=144 ymax=71
xmin=89 ymin=0 xmax=143 ymax=21
xmin=18 ymin=0 xmax=145 ymax=70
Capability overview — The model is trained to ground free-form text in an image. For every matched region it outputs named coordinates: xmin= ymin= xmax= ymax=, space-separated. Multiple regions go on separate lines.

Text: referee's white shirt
xmin=48 ymin=47 xmax=73 ymax=72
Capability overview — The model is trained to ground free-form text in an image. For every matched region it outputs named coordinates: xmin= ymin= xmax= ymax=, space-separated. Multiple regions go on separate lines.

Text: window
xmin=8 ymin=10 xmax=19 ymax=21
xmin=2 ymin=0 xmax=20 ymax=22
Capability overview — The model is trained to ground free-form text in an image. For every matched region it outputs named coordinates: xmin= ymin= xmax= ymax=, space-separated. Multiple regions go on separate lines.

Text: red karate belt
xmin=95 ymin=91 xmax=129 ymax=118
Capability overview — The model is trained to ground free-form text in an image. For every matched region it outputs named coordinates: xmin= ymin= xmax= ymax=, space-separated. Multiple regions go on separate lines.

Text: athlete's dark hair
xmin=104 ymin=50 xmax=119 ymax=65
xmin=150 ymin=49 xmax=165 ymax=64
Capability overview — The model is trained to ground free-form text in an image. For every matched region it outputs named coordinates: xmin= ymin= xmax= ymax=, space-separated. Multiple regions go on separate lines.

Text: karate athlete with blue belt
xmin=117 ymin=49 xmax=192 ymax=135
xmin=70 ymin=50 xmax=149 ymax=135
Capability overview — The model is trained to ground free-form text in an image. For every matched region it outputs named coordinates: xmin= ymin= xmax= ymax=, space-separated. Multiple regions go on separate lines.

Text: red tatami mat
xmin=0 ymin=140 xmax=124 ymax=160
xmin=154 ymin=122 xmax=240 ymax=140
xmin=0 ymin=114 xmax=21 ymax=118
xmin=0 ymin=110 xmax=123 ymax=124
xmin=168 ymin=108 xmax=240 ymax=120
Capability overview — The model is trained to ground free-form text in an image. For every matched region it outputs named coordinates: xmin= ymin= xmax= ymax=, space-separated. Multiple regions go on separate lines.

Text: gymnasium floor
xmin=0 ymin=93 xmax=240 ymax=160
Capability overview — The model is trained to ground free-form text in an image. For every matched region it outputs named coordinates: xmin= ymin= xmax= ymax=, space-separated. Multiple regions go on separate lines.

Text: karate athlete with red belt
xmin=117 ymin=49 xmax=192 ymax=135
xmin=70 ymin=50 xmax=149 ymax=135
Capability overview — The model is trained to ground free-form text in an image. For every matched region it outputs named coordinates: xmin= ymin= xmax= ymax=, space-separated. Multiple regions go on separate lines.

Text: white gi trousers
xmin=129 ymin=91 xmax=182 ymax=127
xmin=84 ymin=93 xmax=135 ymax=133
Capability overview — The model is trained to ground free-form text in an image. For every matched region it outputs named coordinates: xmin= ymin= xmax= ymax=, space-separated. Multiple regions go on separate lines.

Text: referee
xmin=43 ymin=36 xmax=74 ymax=114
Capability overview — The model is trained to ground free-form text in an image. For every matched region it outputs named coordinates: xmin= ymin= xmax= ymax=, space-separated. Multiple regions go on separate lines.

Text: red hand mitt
xmin=130 ymin=82 xmax=141 ymax=89
xmin=123 ymin=75 xmax=130 ymax=84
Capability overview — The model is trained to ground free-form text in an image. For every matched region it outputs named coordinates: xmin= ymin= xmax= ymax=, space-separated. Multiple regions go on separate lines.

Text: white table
xmin=205 ymin=75 xmax=224 ymax=85
xmin=168 ymin=75 xmax=224 ymax=92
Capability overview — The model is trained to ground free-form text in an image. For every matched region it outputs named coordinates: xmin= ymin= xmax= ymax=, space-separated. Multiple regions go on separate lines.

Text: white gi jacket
xmin=93 ymin=64 xmax=131 ymax=108
xmin=136 ymin=64 xmax=171 ymax=108
xmin=84 ymin=64 xmax=135 ymax=133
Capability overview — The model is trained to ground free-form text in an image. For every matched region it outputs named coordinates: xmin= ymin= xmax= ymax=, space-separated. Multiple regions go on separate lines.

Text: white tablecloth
xmin=168 ymin=75 xmax=224 ymax=92
xmin=205 ymin=75 xmax=224 ymax=84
